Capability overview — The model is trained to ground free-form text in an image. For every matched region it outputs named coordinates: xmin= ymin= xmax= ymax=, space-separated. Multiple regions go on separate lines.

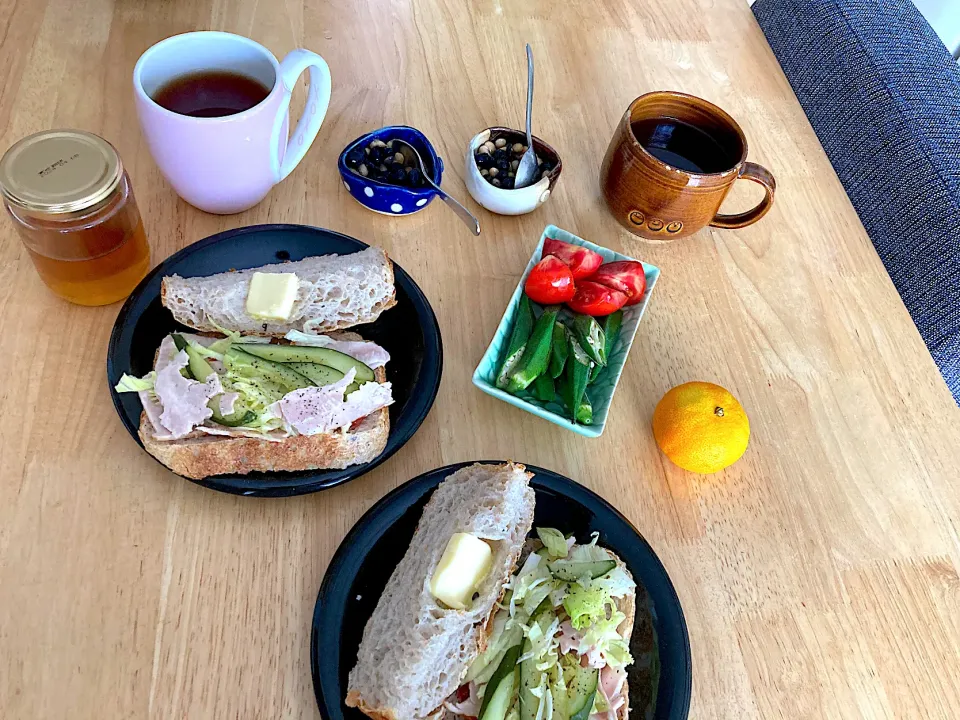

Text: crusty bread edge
xmin=609 ymin=550 xmax=636 ymax=720
xmin=159 ymin=251 xmax=398 ymax=338
xmin=138 ymin=365 xmax=390 ymax=479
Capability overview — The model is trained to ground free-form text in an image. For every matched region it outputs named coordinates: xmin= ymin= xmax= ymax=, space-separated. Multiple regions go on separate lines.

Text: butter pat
xmin=246 ymin=272 xmax=299 ymax=321
xmin=430 ymin=533 xmax=493 ymax=610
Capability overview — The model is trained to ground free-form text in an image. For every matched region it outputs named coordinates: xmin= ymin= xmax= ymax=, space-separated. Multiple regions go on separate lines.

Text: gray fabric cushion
xmin=753 ymin=0 xmax=960 ymax=402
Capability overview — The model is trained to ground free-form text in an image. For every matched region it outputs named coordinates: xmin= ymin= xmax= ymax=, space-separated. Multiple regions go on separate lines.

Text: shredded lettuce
xmin=216 ymin=352 xmax=290 ymax=433
xmin=563 ymin=585 xmax=608 ymax=630
xmin=507 ymin=553 xmax=551 ymax=619
xmin=536 ymin=527 xmax=568 ymax=559
xmin=521 ymin=615 xmax=561 ymax=672
xmin=115 ymin=372 xmax=156 ymax=393
xmin=285 ymin=329 xmax=325 ymax=345
xmin=579 ymin=609 xmax=633 ymax=669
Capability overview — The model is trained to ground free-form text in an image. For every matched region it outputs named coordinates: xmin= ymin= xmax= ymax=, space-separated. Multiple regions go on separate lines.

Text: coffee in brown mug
xmin=600 ymin=91 xmax=776 ymax=241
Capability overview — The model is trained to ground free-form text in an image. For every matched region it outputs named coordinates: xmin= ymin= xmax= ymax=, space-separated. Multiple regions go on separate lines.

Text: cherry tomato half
xmin=588 ymin=261 xmax=647 ymax=305
xmin=543 ymin=238 xmax=604 ymax=280
xmin=566 ymin=281 xmax=628 ymax=316
xmin=524 ymin=256 xmax=576 ymax=304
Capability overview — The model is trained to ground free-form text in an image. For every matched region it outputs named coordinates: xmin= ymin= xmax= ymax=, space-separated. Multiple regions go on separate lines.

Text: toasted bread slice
xmin=139 ymin=365 xmax=389 ymax=479
xmin=161 ymin=247 xmax=397 ymax=336
xmin=346 ymin=463 xmax=536 ymax=720
xmin=138 ymin=331 xmax=390 ymax=479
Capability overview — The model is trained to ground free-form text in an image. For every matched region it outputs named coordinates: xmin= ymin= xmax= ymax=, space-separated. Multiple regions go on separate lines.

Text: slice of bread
xmin=137 ymin=331 xmax=390 ymax=479
xmin=161 ymin=247 xmax=396 ymax=336
xmin=138 ymin=366 xmax=389 ymax=479
xmin=346 ymin=463 xmax=536 ymax=720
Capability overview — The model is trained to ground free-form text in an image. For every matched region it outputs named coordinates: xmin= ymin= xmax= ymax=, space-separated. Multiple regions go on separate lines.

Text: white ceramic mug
xmin=133 ymin=31 xmax=331 ymax=214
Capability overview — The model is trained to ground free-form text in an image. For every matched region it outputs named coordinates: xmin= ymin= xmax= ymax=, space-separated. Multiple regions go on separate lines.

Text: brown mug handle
xmin=710 ymin=162 xmax=776 ymax=229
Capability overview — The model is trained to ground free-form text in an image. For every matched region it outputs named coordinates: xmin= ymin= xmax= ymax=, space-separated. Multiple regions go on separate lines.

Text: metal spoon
xmin=393 ymin=139 xmax=480 ymax=236
xmin=514 ymin=44 xmax=538 ymax=188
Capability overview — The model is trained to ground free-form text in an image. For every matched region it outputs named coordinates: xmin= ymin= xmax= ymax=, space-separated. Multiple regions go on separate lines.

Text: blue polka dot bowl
xmin=338 ymin=126 xmax=444 ymax=216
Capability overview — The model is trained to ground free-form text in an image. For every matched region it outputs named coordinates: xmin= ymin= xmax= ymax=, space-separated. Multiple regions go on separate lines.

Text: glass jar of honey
xmin=0 ymin=130 xmax=150 ymax=306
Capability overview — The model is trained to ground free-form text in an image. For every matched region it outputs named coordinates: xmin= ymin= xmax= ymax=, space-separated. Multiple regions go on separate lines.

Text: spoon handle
xmin=439 ymin=191 xmax=482 ymax=236
xmin=525 ymin=44 xmax=534 ymax=149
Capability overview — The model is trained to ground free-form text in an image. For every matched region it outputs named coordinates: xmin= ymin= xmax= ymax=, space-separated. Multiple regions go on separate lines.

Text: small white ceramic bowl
xmin=464 ymin=127 xmax=562 ymax=215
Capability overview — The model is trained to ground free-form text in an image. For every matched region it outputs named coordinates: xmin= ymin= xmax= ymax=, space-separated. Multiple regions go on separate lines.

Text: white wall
xmin=913 ymin=0 xmax=960 ymax=57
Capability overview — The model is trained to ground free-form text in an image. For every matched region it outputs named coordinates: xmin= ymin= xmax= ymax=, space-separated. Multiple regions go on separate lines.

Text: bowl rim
xmin=466 ymin=126 xmax=561 ymax=195
xmin=338 ymin=124 xmax=442 ymax=195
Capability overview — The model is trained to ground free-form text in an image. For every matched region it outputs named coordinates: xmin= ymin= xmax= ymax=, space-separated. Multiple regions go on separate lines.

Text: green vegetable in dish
xmin=575 ymin=393 xmax=592 ymax=425
xmin=506 ymin=305 xmax=560 ymax=394
xmin=590 ymin=310 xmax=622 ymax=383
xmin=559 ymin=330 xmax=591 ymax=422
xmin=549 ymin=322 xmax=568 ymax=379
xmin=497 ymin=295 xmax=536 ymax=389
xmin=532 ymin=373 xmax=555 ymax=402
xmin=571 ymin=314 xmax=606 ymax=367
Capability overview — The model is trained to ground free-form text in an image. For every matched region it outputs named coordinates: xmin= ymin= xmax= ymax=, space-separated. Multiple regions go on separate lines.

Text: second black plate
xmin=311 ymin=462 xmax=692 ymax=720
xmin=106 ymin=224 xmax=442 ymax=497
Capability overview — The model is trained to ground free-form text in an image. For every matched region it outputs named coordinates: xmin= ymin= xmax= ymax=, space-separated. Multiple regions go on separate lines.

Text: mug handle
xmin=710 ymin=162 xmax=776 ymax=229
xmin=271 ymin=49 xmax=332 ymax=182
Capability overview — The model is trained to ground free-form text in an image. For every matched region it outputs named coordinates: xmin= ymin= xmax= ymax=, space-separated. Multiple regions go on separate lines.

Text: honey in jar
xmin=0 ymin=130 xmax=150 ymax=306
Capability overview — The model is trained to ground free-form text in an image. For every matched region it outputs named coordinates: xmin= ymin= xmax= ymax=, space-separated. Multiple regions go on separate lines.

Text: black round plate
xmin=311 ymin=462 xmax=692 ymax=720
xmin=106 ymin=224 xmax=442 ymax=497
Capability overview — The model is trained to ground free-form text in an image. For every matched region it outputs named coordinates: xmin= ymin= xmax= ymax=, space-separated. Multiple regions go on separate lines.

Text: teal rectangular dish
xmin=472 ymin=225 xmax=660 ymax=437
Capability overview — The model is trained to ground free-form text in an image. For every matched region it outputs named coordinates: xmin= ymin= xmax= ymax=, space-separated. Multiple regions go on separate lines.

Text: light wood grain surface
xmin=2 ymin=0 xmax=959 ymax=718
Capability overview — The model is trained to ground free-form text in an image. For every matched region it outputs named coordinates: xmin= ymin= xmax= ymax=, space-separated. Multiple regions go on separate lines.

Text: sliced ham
xmin=559 ymin=620 xmax=583 ymax=655
xmin=443 ymin=682 xmax=481 ymax=717
xmin=218 ymin=392 xmax=239 ymax=416
xmin=153 ymin=348 xmax=224 ymax=438
xmin=272 ymin=369 xmax=393 ymax=436
xmin=284 ymin=330 xmax=391 ymax=368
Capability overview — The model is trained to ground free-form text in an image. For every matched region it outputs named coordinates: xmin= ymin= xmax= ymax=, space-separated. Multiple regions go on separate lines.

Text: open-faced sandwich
xmin=115 ymin=247 xmax=397 ymax=479
xmin=346 ymin=462 xmax=637 ymax=720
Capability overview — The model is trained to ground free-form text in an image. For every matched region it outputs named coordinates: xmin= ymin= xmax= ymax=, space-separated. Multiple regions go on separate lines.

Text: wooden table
xmin=2 ymin=0 xmax=959 ymax=718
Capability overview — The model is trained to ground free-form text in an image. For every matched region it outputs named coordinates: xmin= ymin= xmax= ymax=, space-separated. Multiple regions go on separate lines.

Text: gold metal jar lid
xmin=0 ymin=129 xmax=123 ymax=216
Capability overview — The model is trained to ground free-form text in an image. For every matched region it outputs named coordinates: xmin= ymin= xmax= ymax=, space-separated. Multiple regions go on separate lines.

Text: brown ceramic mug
xmin=600 ymin=91 xmax=775 ymax=240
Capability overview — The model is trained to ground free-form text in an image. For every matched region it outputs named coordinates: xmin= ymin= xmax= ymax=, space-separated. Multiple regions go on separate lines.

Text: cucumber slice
xmin=547 ymin=559 xmax=616 ymax=582
xmin=235 ymin=343 xmax=375 ymax=384
xmin=177 ymin=338 xmax=216 ymax=382
xmin=478 ymin=644 xmax=521 ymax=720
xmin=567 ymin=666 xmax=599 ymax=720
xmin=227 ymin=347 xmax=314 ymax=391
xmin=209 ymin=408 xmax=256 ymax=427
xmin=287 ymin=362 xmax=344 ymax=386
xmin=519 ymin=639 xmax=539 ymax=720
xmin=288 ymin=361 xmax=361 ymax=395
